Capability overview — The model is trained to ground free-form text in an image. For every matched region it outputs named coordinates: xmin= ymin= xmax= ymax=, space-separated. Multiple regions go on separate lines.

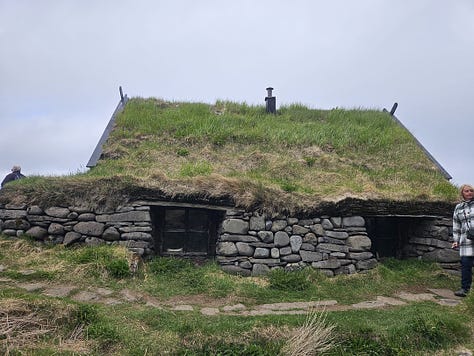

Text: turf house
xmin=0 ymin=88 xmax=460 ymax=277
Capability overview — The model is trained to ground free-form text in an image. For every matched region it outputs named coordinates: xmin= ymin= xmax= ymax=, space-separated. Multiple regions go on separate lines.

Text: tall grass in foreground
xmin=281 ymin=310 xmax=336 ymax=356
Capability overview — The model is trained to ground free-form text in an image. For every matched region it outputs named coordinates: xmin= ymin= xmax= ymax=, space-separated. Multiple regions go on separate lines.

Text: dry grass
xmin=0 ymin=298 xmax=89 ymax=355
xmin=281 ymin=309 xmax=337 ymax=356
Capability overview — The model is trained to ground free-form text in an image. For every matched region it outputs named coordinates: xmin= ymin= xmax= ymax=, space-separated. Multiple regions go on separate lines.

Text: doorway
xmin=365 ymin=217 xmax=417 ymax=259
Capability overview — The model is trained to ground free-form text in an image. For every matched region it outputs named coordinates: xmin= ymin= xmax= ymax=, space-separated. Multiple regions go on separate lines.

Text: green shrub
xmin=268 ymin=268 xmax=313 ymax=291
xmin=177 ymin=148 xmax=189 ymax=156
xmin=105 ymin=259 xmax=130 ymax=278
xmin=74 ymin=303 xmax=99 ymax=324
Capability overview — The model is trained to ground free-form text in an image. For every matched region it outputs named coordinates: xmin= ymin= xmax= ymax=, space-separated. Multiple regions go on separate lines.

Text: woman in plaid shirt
xmin=452 ymin=184 xmax=474 ymax=297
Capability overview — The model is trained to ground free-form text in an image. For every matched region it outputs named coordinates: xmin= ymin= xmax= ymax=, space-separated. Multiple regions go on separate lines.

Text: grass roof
xmin=0 ymin=98 xmax=457 ymax=214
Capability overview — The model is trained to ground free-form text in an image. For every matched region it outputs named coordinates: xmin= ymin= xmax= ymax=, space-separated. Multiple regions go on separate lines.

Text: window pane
xmin=188 ymin=209 xmax=208 ymax=232
xmin=165 ymin=209 xmax=186 ymax=230
xmin=187 ymin=232 xmax=208 ymax=252
xmin=163 ymin=232 xmax=185 ymax=251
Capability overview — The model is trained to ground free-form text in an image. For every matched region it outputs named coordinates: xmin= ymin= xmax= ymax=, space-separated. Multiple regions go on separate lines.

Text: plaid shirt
xmin=453 ymin=199 xmax=474 ymax=257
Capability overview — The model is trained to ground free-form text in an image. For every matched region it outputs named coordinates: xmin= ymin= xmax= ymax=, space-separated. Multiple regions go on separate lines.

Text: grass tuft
xmin=281 ymin=310 xmax=337 ymax=356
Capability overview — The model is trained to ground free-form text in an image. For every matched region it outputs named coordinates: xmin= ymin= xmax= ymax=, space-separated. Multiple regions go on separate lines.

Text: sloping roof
xmin=383 ymin=107 xmax=451 ymax=180
xmin=87 ymin=94 xmax=129 ymax=168
xmin=84 ymin=95 xmax=456 ymax=209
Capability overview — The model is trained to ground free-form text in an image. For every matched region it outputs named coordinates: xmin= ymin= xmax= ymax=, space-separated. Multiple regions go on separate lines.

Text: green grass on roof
xmin=91 ymin=98 xmax=456 ymax=202
xmin=0 ymin=98 xmax=457 ymax=211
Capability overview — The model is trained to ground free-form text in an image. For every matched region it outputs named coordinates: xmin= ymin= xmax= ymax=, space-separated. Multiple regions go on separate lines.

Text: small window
xmin=152 ymin=206 xmax=222 ymax=256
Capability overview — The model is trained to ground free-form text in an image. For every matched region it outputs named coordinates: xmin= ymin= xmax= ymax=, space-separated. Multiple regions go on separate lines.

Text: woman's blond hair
xmin=459 ymin=184 xmax=474 ymax=201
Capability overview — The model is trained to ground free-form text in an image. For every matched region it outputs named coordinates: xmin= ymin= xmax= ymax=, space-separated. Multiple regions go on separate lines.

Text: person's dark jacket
xmin=1 ymin=171 xmax=25 ymax=188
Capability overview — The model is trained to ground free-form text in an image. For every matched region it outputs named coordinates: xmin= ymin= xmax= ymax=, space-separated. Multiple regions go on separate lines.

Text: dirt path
xmin=0 ymin=275 xmax=462 ymax=317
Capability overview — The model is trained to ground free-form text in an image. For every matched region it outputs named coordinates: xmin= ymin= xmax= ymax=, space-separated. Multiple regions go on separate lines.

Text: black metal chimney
xmin=265 ymin=87 xmax=276 ymax=114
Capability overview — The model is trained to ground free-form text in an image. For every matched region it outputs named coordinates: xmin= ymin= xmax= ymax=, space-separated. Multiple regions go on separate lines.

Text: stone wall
xmin=217 ymin=210 xmax=377 ymax=277
xmin=0 ymin=203 xmax=154 ymax=256
xmin=402 ymin=217 xmax=460 ymax=273
xmin=0 ymin=203 xmax=459 ymax=276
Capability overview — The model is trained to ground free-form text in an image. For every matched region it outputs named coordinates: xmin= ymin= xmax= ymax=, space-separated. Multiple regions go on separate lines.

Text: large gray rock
xmin=342 ymin=216 xmax=365 ymax=227
xmin=253 ymin=247 xmax=270 ymax=258
xmin=321 ymin=219 xmax=333 ymax=230
xmin=325 ymin=231 xmax=349 ymax=239
xmin=303 ymin=232 xmax=318 ymax=243
xmin=289 ymin=235 xmax=303 ymax=252
xmin=3 ymin=219 xmax=30 ymax=230
xmin=271 ymin=248 xmax=280 ymax=258
xmin=64 ymin=232 xmax=81 ymax=246
xmin=300 ymin=250 xmax=323 ymax=262
xmin=25 ymin=226 xmax=48 ymax=240
xmin=119 ymin=226 xmax=152 ymax=233
xmin=103 ymin=227 xmax=120 ymax=241
xmin=430 ymin=239 xmax=452 ymax=249
xmin=348 ymin=252 xmax=374 ymax=260
xmin=119 ymin=240 xmax=150 ymax=248
xmin=347 ymin=235 xmax=372 ymax=251
xmin=73 ymin=221 xmax=105 ymax=237
xmin=250 ymin=216 xmax=266 ymax=231
xmin=78 ymin=213 xmax=96 ymax=221
xmin=45 ymin=207 xmax=70 ymax=218
xmin=222 ymin=265 xmax=251 ymax=276
xmin=271 ymin=220 xmax=287 ymax=232
xmin=300 ymin=243 xmax=315 ymax=251
xmin=240 ymin=261 xmax=253 ymax=269
xmin=121 ymin=232 xmax=152 ymax=241
xmin=222 ymin=219 xmax=249 ymax=234
xmin=27 ymin=206 xmax=43 ymax=215
xmin=0 ymin=209 xmax=27 ymax=219
xmin=274 ymin=231 xmax=290 ymax=247
xmin=252 ymin=263 xmax=270 ymax=276
xmin=423 ymin=249 xmax=459 ymax=263
xmin=220 ymin=234 xmax=259 ymax=243
xmin=48 ymin=223 xmax=65 ymax=235
xmin=312 ymin=259 xmax=341 ymax=269
xmin=257 ymin=231 xmax=274 ymax=243
xmin=281 ymin=254 xmax=301 ymax=263
xmin=310 ymin=224 xmax=324 ymax=236
xmin=249 ymin=258 xmax=280 ymax=265
xmin=2 ymin=229 xmax=17 ymax=236
xmin=292 ymin=225 xmax=309 ymax=235
xmin=317 ymin=243 xmax=349 ymax=253
xmin=356 ymin=258 xmax=378 ymax=270
xmin=236 ymin=242 xmax=254 ymax=256
xmin=330 ymin=217 xmax=342 ymax=227
xmin=288 ymin=218 xmax=299 ymax=225
xmin=96 ymin=211 xmax=151 ymax=223
xmin=85 ymin=237 xmax=105 ymax=246
xmin=279 ymin=246 xmax=292 ymax=256
xmin=217 ymin=242 xmax=238 ymax=256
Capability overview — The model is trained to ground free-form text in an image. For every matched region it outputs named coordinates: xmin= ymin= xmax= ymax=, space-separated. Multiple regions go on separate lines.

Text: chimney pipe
xmin=265 ymin=87 xmax=276 ymax=114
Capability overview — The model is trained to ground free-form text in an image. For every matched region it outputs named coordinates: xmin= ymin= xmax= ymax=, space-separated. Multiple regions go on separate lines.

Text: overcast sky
xmin=1 ymin=1 xmax=473 ymax=186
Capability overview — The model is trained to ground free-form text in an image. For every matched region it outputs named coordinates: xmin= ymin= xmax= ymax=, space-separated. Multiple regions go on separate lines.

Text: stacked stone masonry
xmin=0 ymin=204 xmax=154 ymax=256
xmin=218 ymin=211 xmax=377 ymax=277
xmin=0 ymin=203 xmax=459 ymax=277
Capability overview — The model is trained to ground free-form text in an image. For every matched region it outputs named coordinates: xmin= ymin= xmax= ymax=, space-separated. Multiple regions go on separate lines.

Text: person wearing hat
xmin=1 ymin=165 xmax=26 ymax=188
